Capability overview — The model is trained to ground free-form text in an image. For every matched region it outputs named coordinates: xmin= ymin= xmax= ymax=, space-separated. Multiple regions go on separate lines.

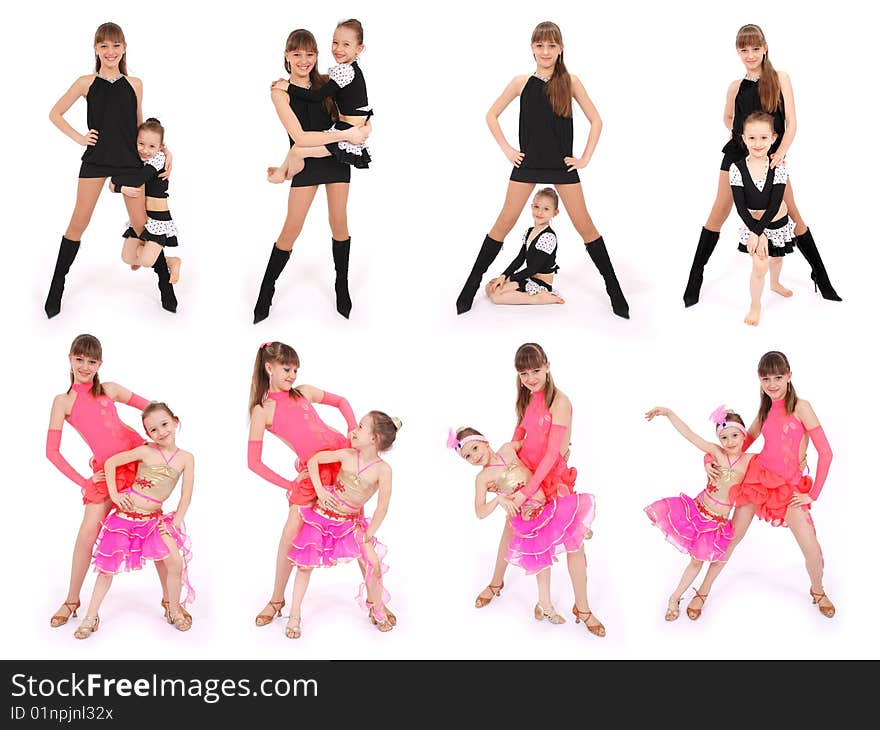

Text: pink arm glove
xmin=126 ymin=392 xmax=150 ymax=410
xmin=520 ymin=424 xmax=567 ymax=500
xmin=742 ymin=433 xmax=756 ymax=451
xmin=511 ymin=425 xmax=526 ymax=442
xmin=807 ymin=426 xmax=832 ymax=500
xmin=46 ymin=429 xmax=89 ymax=488
xmin=319 ymin=390 xmax=357 ymax=433
xmin=247 ymin=440 xmax=292 ymax=490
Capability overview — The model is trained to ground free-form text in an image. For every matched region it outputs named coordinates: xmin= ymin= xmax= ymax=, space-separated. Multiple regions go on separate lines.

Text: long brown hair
xmin=736 ymin=24 xmax=780 ymax=114
xmin=284 ymin=29 xmax=337 ymax=121
xmin=249 ymin=341 xmax=304 ymax=413
xmin=757 ymin=351 xmax=798 ymax=425
xmin=532 ymin=22 xmax=572 ymax=118
xmin=94 ymin=22 xmax=128 ymax=76
xmin=514 ymin=343 xmax=558 ymax=424
xmin=68 ymin=334 xmax=104 ymax=397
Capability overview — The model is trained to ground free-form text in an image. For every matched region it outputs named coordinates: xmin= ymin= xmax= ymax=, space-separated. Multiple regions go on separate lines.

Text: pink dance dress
xmin=92 ymin=446 xmax=194 ymax=606
xmin=515 ymin=390 xmax=577 ymax=500
xmin=644 ymin=454 xmax=744 ymax=562
xmin=490 ymin=453 xmax=595 ymax=575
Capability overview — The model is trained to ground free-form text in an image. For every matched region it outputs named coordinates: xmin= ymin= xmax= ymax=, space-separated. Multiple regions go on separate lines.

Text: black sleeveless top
xmin=721 ymin=78 xmax=786 ymax=160
xmin=285 ymin=82 xmax=350 ymax=187
xmin=80 ymin=75 xmax=140 ymax=168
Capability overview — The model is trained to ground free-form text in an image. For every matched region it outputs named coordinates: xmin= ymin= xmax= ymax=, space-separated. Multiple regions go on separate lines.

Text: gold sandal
xmin=809 ymin=588 xmax=836 ymax=619
xmin=51 ymin=600 xmax=80 ymax=628
xmin=284 ymin=616 xmax=302 ymax=639
xmin=73 ymin=615 xmax=100 ymax=640
xmin=572 ymin=604 xmax=606 ymax=637
xmin=162 ymin=598 xmax=192 ymax=627
xmin=255 ymin=598 xmax=285 ymax=627
xmin=665 ymin=597 xmax=682 ymax=622
xmin=368 ymin=604 xmax=393 ymax=632
xmin=534 ymin=603 xmax=566 ymax=624
xmin=168 ymin=610 xmax=192 ymax=632
xmin=475 ymin=582 xmax=504 ymax=609
xmin=686 ymin=590 xmax=708 ymax=621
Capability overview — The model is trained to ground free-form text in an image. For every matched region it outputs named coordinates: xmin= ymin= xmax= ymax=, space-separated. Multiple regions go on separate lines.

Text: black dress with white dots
xmin=78 ymin=74 xmax=142 ymax=178
xmin=509 ymin=76 xmax=579 ymax=185
xmin=501 ymin=225 xmax=560 ymax=294
xmin=285 ymin=82 xmax=352 ymax=187
xmin=720 ymin=78 xmax=786 ymax=171
xmin=729 ymin=159 xmax=794 ymax=255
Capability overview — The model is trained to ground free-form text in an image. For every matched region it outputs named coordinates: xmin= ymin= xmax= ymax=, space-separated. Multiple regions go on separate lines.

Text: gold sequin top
xmin=131 ymin=463 xmax=181 ymax=505
xmin=488 ymin=455 xmax=546 ymax=515
xmin=332 ymin=463 xmax=381 ymax=515
xmin=696 ymin=459 xmax=744 ymax=519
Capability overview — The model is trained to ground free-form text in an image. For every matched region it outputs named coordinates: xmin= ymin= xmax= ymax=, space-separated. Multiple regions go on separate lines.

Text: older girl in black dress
xmin=456 ymin=21 xmax=629 ymax=319
xmin=45 ymin=22 xmax=177 ymax=317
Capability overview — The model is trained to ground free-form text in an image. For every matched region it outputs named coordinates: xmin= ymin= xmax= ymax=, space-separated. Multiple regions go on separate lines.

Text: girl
xmin=74 ymin=402 xmax=195 ymax=638
xmin=46 ymin=334 xmax=180 ymax=628
xmin=485 ymin=188 xmax=565 ymax=305
xmin=110 ymin=118 xmax=182 ymax=285
xmin=285 ymin=411 xmax=399 ymax=638
xmin=254 ymin=28 xmax=372 ymax=323
xmin=456 ymin=21 xmax=629 ymax=319
xmin=268 ymin=19 xmax=371 ymax=181
xmin=45 ymin=22 xmax=176 ymax=318
xmin=451 ymin=427 xmax=602 ymax=635
xmin=643 ymin=406 xmax=755 ymax=621
xmin=683 ymin=23 xmax=841 ymax=307
xmin=732 ymin=111 xmax=795 ymax=325
xmin=688 ymin=351 xmax=835 ymax=620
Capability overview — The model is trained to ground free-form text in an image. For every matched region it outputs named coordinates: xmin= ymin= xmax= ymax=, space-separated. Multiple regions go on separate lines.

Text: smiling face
xmin=332 ymin=25 xmax=363 ymax=65
xmin=286 ymin=47 xmax=317 ymax=81
xmin=531 ymin=194 xmax=559 ymax=227
xmin=518 ymin=363 xmax=550 ymax=393
xmin=717 ymin=427 xmax=745 ymax=455
xmin=742 ymin=119 xmax=776 ymax=159
xmin=350 ymin=415 xmax=376 ymax=450
xmin=737 ymin=41 xmax=766 ymax=75
xmin=136 ymin=129 xmax=163 ymax=161
xmin=94 ymin=38 xmax=125 ymax=72
xmin=143 ymin=410 xmax=178 ymax=447
xmin=532 ymin=38 xmax=562 ymax=73
xmin=69 ymin=352 xmax=101 ymax=384
xmin=759 ymin=371 xmax=792 ymax=400
xmin=458 ymin=438 xmax=492 ymax=467
xmin=265 ymin=360 xmax=298 ymax=392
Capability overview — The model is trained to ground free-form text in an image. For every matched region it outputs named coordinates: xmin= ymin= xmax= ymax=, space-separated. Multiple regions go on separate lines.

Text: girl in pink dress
xmin=248 ymin=341 xmax=370 ymax=627
xmin=284 ymin=411 xmax=399 ymax=638
xmin=687 ymin=351 xmax=835 ymax=620
xmin=73 ymin=402 xmax=195 ymax=639
xmin=643 ymin=406 xmax=755 ymax=621
xmin=45 ymin=334 xmax=176 ymax=628
xmin=452 ymin=427 xmax=602 ymax=635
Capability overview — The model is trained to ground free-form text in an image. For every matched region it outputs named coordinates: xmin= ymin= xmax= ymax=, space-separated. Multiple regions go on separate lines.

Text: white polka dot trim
xmin=521 ymin=230 xmax=529 ymax=246
xmin=525 ymin=279 xmax=543 ymax=296
xmin=533 ymin=232 xmax=557 ymax=254
xmin=729 ymin=164 xmax=744 ymax=187
xmin=145 ymin=217 xmax=178 ymax=237
xmin=773 ymin=163 xmax=788 ymax=185
xmin=329 ymin=64 xmax=355 ymax=88
xmin=146 ymin=151 xmax=166 ymax=171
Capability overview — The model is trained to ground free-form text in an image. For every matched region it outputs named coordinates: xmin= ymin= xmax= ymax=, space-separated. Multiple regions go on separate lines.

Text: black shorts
xmin=79 ymin=161 xmax=141 ymax=179
xmin=291 ymin=156 xmax=351 ymax=188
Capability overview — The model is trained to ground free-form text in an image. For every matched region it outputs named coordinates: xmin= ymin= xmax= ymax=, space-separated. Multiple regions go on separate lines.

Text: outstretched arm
xmin=646 ymin=407 xmax=724 ymax=461
xmin=104 ymin=382 xmax=151 ymax=411
xmin=306 ymin=385 xmax=357 ymax=433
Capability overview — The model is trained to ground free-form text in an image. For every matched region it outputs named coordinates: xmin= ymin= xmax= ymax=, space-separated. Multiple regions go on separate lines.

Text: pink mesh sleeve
xmin=807 ymin=426 xmax=832 ymax=500
xmin=704 ymin=453 xmax=714 ymax=465
xmin=512 ymin=425 xmax=526 ymax=442
xmin=247 ymin=440 xmax=292 ymax=490
xmin=319 ymin=390 xmax=357 ymax=433
xmin=742 ymin=433 xmax=756 ymax=451
xmin=46 ymin=429 xmax=89 ymax=488
xmin=520 ymin=424 xmax=567 ymax=500
xmin=126 ymin=392 xmax=150 ymax=410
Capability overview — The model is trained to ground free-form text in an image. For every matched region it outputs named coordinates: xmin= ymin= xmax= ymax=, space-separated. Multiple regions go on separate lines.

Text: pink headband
xmin=709 ymin=404 xmax=748 ymax=436
xmin=447 ymin=428 xmax=488 ymax=451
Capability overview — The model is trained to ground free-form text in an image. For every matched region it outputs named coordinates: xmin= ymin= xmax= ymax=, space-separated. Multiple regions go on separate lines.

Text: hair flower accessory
xmin=447 ymin=428 xmax=460 ymax=450
xmin=447 ymin=428 xmax=489 ymax=451
xmin=709 ymin=404 xmax=729 ymax=426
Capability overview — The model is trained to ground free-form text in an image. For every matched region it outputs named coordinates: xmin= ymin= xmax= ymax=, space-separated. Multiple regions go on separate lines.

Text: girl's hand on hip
xmin=505 ymin=146 xmax=524 ymax=166
xmin=564 ymin=156 xmax=587 ymax=171
xmin=80 ymin=129 xmax=99 ymax=146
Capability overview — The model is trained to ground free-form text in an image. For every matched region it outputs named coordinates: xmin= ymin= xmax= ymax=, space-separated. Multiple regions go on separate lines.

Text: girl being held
xmin=74 ymin=402 xmax=195 ymax=639
xmin=285 ymin=411 xmax=399 ymax=639
xmin=268 ymin=19 xmax=372 ymax=182
xmin=110 ymin=118 xmax=182 ymax=285
xmin=644 ymin=406 xmax=755 ymax=621
xmin=485 ymin=188 xmax=565 ymax=305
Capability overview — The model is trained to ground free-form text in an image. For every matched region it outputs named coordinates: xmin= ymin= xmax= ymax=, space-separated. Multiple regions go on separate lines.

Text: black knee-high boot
xmin=795 ymin=228 xmax=842 ymax=302
xmin=683 ymin=227 xmax=720 ymax=307
xmin=455 ymin=235 xmax=503 ymax=314
xmin=585 ymin=236 xmax=630 ymax=319
xmin=152 ymin=250 xmax=178 ymax=313
xmin=44 ymin=236 xmax=81 ymax=319
xmin=332 ymin=238 xmax=352 ymax=319
xmin=253 ymin=243 xmax=291 ymax=324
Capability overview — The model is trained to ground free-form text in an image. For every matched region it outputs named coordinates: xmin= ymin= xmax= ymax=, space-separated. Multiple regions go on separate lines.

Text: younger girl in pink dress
xmin=643 ymin=406 xmax=755 ymax=621
xmin=452 ymin=427 xmax=603 ymax=635
xmin=284 ymin=411 xmax=399 ymax=638
xmin=73 ymin=402 xmax=195 ymax=639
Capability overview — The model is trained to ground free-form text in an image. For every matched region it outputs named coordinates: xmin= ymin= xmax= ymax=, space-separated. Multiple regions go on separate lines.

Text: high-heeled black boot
xmin=44 ymin=236 xmax=81 ymax=318
xmin=795 ymin=228 xmax=842 ymax=302
xmin=585 ymin=236 xmax=630 ymax=319
xmin=683 ymin=227 xmax=720 ymax=307
xmin=332 ymin=238 xmax=352 ymax=319
xmin=456 ymin=235 xmax=503 ymax=314
xmin=152 ymin=251 xmax=178 ymax=313
xmin=253 ymin=244 xmax=291 ymax=324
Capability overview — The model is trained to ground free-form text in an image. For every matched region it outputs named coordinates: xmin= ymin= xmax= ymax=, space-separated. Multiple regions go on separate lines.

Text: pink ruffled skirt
xmin=506 ymin=493 xmax=596 ymax=575
xmin=92 ymin=510 xmax=195 ymax=606
xmin=644 ymin=493 xmax=733 ymax=562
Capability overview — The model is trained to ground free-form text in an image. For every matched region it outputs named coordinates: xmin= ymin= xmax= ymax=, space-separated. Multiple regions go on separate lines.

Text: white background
xmin=1 ymin=0 xmax=877 ymax=660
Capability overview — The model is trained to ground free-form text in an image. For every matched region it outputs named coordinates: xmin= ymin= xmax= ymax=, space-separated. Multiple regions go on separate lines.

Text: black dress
xmin=510 ymin=75 xmax=579 ymax=185
xmin=285 ymin=83 xmax=351 ymax=188
xmin=79 ymin=75 xmax=142 ymax=178
xmin=720 ymin=78 xmax=786 ymax=171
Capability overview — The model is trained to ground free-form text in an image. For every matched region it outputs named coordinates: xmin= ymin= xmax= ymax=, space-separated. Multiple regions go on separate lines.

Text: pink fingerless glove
xmin=247 ymin=440 xmax=292 ymax=490
xmin=807 ymin=426 xmax=832 ymax=500
xmin=742 ymin=433 xmax=756 ymax=450
xmin=46 ymin=429 xmax=89 ymax=487
xmin=319 ymin=390 xmax=357 ymax=433
xmin=126 ymin=392 xmax=150 ymax=410
xmin=521 ymin=424 xmax=567 ymax=500
xmin=511 ymin=425 xmax=526 ymax=442
xmin=704 ymin=453 xmax=714 ymax=465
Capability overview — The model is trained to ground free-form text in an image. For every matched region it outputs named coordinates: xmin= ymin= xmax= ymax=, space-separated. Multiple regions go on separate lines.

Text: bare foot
xmin=167 ymin=257 xmax=181 ymax=285
xmin=744 ymin=307 xmax=761 ymax=326
xmin=266 ymin=166 xmax=286 ymax=184
xmin=771 ymin=283 xmax=793 ymax=297
xmin=550 ymin=294 xmax=565 ymax=304
xmin=130 ymin=264 xmax=141 ymax=272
